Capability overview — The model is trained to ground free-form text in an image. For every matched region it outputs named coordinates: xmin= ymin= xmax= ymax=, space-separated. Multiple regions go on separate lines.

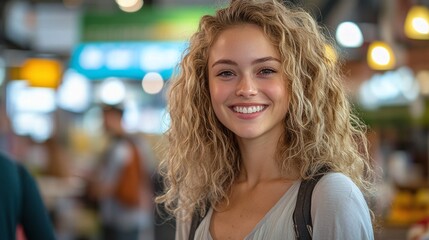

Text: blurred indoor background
xmin=1 ymin=0 xmax=429 ymax=239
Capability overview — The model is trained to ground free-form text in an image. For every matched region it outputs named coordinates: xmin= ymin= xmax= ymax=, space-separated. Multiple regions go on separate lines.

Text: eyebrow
xmin=211 ymin=56 xmax=281 ymax=68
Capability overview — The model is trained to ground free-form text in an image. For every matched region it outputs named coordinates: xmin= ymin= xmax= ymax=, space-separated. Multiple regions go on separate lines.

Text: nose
xmin=235 ymin=75 xmax=257 ymax=97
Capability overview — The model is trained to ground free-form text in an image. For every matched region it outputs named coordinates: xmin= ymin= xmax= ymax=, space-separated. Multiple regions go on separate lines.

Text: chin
xmin=232 ymin=130 xmax=261 ymax=140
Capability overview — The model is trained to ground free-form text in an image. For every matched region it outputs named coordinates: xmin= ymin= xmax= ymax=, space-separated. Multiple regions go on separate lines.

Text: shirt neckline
xmin=206 ymin=180 xmax=301 ymax=240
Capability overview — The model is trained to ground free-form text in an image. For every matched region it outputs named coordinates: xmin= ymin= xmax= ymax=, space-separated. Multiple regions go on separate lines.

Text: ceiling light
xmin=367 ymin=41 xmax=396 ymax=70
xmin=336 ymin=21 xmax=364 ymax=48
xmin=404 ymin=5 xmax=429 ymax=40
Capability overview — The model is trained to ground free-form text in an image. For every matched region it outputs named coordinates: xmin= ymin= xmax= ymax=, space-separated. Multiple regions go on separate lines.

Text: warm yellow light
xmin=367 ymin=41 xmax=396 ymax=70
xmin=21 ymin=58 xmax=62 ymax=88
xmin=404 ymin=5 xmax=429 ymax=40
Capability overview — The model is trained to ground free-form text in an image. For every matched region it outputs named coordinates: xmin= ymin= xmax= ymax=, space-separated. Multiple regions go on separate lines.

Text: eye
xmin=259 ymin=68 xmax=276 ymax=75
xmin=216 ymin=70 xmax=235 ymax=78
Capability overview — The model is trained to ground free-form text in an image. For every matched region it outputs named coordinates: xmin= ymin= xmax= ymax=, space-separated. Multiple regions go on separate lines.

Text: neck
xmin=237 ymin=136 xmax=283 ymax=185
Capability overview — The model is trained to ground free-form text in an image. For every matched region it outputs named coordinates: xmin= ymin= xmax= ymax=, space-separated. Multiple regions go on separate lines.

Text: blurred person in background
xmin=156 ymin=0 xmax=376 ymax=239
xmin=86 ymin=103 xmax=155 ymax=240
xmin=0 ymin=151 xmax=56 ymax=240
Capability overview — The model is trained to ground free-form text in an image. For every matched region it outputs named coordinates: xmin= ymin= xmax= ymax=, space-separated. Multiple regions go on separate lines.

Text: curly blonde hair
xmin=156 ymin=0 xmax=375 ymax=220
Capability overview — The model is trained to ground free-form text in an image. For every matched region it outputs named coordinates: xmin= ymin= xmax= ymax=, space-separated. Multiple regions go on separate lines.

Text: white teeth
xmin=233 ymin=106 xmax=265 ymax=114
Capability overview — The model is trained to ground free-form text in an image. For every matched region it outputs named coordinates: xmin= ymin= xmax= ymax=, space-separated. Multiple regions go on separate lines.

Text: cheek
xmin=267 ymin=83 xmax=288 ymax=99
xmin=209 ymin=81 xmax=230 ymax=123
xmin=267 ymin=84 xmax=290 ymax=111
xmin=209 ymin=81 xmax=221 ymax=113
xmin=209 ymin=80 xmax=227 ymax=105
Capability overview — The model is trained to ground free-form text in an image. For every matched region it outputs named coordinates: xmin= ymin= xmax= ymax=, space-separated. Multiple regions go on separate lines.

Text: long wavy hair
xmin=156 ymin=0 xmax=375 ymax=220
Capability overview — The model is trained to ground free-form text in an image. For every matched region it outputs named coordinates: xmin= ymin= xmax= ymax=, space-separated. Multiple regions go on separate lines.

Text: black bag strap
xmin=188 ymin=210 xmax=202 ymax=240
xmin=293 ymin=171 xmax=327 ymax=240
xmin=188 ymin=204 xmax=210 ymax=240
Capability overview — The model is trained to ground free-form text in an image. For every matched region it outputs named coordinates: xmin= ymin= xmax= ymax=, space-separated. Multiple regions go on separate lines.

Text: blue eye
xmin=259 ymin=68 xmax=276 ymax=75
xmin=217 ymin=71 xmax=234 ymax=77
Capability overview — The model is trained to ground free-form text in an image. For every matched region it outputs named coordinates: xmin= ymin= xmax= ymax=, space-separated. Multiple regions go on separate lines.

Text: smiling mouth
xmin=232 ymin=105 xmax=267 ymax=114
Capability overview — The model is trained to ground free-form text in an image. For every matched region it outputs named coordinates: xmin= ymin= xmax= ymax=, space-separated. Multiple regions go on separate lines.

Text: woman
xmin=157 ymin=0 xmax=375 ymax=239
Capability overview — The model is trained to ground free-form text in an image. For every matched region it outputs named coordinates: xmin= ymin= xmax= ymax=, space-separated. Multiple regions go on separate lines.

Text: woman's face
xmin=208 ymin=24 xmax=290 ymax=142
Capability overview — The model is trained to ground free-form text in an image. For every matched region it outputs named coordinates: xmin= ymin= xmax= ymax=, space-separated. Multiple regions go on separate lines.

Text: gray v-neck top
xmin=195 ymin=180 xmax=300 ymax=240
xmin=176 ymin=173 xmax=374 ymax=240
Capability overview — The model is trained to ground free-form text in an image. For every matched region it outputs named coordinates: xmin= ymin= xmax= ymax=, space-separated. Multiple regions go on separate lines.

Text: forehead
xmin=208 ymin=24 xmax=280 ymax=63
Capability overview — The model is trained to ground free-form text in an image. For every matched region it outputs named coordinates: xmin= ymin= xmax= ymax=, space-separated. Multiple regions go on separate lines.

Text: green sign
xmin=81 ymin=7 xmax=216 ymax=42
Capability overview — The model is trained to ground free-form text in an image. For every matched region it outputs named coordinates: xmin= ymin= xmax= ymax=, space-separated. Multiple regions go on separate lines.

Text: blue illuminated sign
xmin=69 ymin=41 xmax=188 ymax=80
